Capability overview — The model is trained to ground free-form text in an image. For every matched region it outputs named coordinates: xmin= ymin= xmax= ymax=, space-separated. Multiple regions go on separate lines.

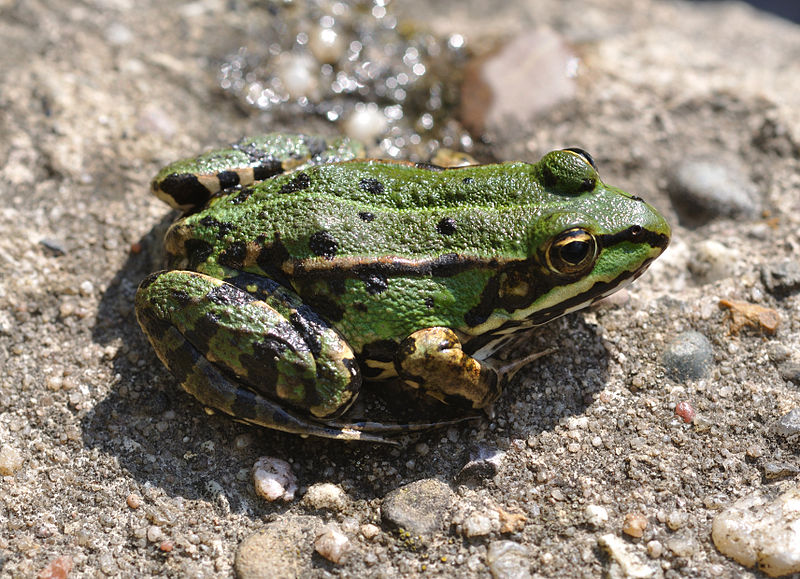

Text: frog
xmin=135 ymin=132 xmax=671 ymax=443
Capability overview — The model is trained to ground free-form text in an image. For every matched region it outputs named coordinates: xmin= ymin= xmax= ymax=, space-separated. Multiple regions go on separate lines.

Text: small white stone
xmin=315 ymin=524 xmax=350 ymax=564
xmin=146 ymin=525 xmax=164 ymax=543
xmin=0 ymin=446 xmax=24 ymax=475
xmin=252 ymin=457 xmax=297 ymax=502
xmin=302 ymin=483 xmax=349 ymax=511
xmin=462 ymin=511 xmax=496 ymax=537
xmin=360 ymin=523 xmax=380 ymax=540
xmin=308 ymin=26 xmax=345 ymax=64
xmin=275 ymin=54 xmax=320 ymax=100
xmin=598 ymin=534 xmax=658 ymax=578
xmin=342 ymin=103 xmax=388 ymax=143
xmin=585 ymin=505 xmax=609 ymax=527
xmin=712 ymin=484 xmax=800 ymax=577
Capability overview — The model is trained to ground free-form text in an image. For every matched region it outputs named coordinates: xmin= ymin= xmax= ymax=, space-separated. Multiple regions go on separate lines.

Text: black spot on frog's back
xmin=278 ymin=172 xmax=311 ymax=195
xmin=309 ymin=230 xmax=338 ymax=259
xmin=359 ymin=178 xmax=384 ymax=195
xmin=436 ymin=217 xmax=457 ymax=235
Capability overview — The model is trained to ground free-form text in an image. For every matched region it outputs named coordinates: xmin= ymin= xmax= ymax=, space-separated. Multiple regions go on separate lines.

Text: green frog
xmin=136 ymin=133 xmax=670 ymax=442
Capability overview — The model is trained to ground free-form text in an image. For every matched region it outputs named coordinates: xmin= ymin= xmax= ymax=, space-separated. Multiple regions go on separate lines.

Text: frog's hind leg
xmin=135 ymin=270 xmax=383 ymax=442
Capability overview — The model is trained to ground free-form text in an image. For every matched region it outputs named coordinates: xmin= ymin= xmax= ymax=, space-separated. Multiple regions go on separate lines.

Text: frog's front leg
xmin=394 ymin=327 xmax=503 ymax=410
xmin=135 ymin=270 xmax=371 ymax=440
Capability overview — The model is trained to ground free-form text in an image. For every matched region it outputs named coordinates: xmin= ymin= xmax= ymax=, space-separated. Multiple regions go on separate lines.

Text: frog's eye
xmin=539 ymin=150 xmax=599 ymax=196
xmin=545 ymin=228 xmax=598 ymax=275
xmin=561 ymin=148 xmax=597 ymax=171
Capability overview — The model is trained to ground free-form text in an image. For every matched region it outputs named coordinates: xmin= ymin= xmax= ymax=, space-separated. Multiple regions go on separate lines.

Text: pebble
xmin=360 ymin=523 xmax=380 ymax=540
xmin=719 ymin=299 xmax=781 ymax=335
xmin=666 ymin=531 xmax=697 ymax=557
xmin=462 ymin=510 xmax=498 ymax=537
xmin=0 ymin=445 xmax=24 ymax=475
xmin=126 ymin=493 xmax=142 ymax=509
xmin=146 ymin=525 xmax=163 ymax=543
xmin=460 ymin=28 xmax=576 ymax=136
xmin=622 ymin=513 xmax=648 ymax=538
xmin=37 ymin=555 xmax=73 ymax=579
xmin=486 ymin=540 xmax=531 ymax=579
xmin=665 ymin=510 xmax=689 ymax=530
xmin=674 ymin=401 xmax=696 ymax=423
xmin=771 ymin=408 xmax=800 ymax=444
xmin=778 ymin=362 xmax=800 ymax=387
xmin=662 ymin=331 xmax=713 ymax=381
xmin=689 ymin=239 xmax=739 ymax=283
xmin=235 ymin=516 xmax=321 ymax=579
xmin=761 ymin=261 xmax=800 ymax=298
xmin=646 ymin=540 xmax=663 ymax=558
xmin=667 ymin=158 xmax=759 ymax=226
xmin=455 ymin=446 xmax=505 ymax=485
xmin=301 ymin=482 xmax=349 ymax=511
xmin=712 ymin=484 xmax=800 ymax=576
xmin=585 ymin=504 xmax=609 ymax=527
xmin=381 ymin=478 xmax=453 ymax=537
xmin=314 ymin=524 xmax=351 ymax=564
xmin=252 ymin=457 xmax=297 ymax=502
xmin=275 ymin=53 xmax=320 ymax=100
xmin=342 ymin=102 xmax=388 ymax=143
xmin=598 ymin=534 xmax=658 ymax=578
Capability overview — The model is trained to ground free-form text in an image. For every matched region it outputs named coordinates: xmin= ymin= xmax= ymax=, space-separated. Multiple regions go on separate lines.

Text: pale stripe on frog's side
xmin=136 ymin=134 xmax=670 ymax=442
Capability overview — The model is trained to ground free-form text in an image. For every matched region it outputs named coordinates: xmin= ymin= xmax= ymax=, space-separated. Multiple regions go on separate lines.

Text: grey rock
xmin=771 ymin=408 xmax=800 ymax=444
xmin=381 ymin=478 xmax=453 ymax=537
xmin=761 ymin=261 xmax=800 ymax=298
xmin=667 ymin=159 xmax=760 ymax=226
xmin=486 ymin=540 xmax=531 ymax=579
xmin=663 ymin=331 xmax=713 ymax=381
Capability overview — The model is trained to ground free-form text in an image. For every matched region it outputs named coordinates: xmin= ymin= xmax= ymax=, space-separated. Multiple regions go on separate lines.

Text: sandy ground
xmin=1 ymin=0 xmax=799 ymax=577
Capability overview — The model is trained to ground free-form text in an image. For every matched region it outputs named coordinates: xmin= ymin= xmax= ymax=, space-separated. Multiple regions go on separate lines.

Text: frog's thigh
xmin=394 ymin=327 xmax=500 ymax=409
xmin=135 ymin=270 xmax=360 ymax=425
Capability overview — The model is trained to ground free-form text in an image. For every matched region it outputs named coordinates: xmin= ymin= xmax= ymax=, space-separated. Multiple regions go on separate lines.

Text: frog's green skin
xmin=136 ymin=132 xmax=670 ymax=443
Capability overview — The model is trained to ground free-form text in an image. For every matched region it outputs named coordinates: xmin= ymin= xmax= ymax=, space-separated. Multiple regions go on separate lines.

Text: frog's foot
xmin=394 ymin=327 xmax=502 ymax=410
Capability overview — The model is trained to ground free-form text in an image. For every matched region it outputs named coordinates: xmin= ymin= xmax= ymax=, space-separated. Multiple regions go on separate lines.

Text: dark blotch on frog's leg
xmin=359 ymin=178 xmax=384 ymax=195
xmin=436 ymin=217 xmax=457 ymax=235
xmin=184 ymin=239 xmax=214 ymax=270
xmin=219 ymin=241 xmax=248 ymax=270
xmin=358 ymin=211 xmax=375 ymax=222
xmin=309 ymin=230 xmax=338 ymax=259
xmin=217 ymin=170 xmax=240 ymax=190
xmin=279 ymin=172 xmax=311 ymax=195
xmin=206 ymin=282 xmax=258 ymax=306
xmin=424 ymin=297 xmax=434 ymax=309
xmin=157 ymin=173 xmax=212 ymax=208
xmin=462 ymin=177 xmax=474 ymax=184
xmin=252 ymin=161 xmax=285 ymax=181
xmin=288 ymin=311 xmax=323 ymax=356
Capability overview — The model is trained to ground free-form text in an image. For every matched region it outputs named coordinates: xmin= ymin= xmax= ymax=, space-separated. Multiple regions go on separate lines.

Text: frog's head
xmin=498 ymin=149 xmax=671 ymax=326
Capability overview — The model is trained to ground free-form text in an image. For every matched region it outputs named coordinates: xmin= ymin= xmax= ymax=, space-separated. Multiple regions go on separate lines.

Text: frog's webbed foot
xmin=394 ymin=327 xmax=503 ymax=410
